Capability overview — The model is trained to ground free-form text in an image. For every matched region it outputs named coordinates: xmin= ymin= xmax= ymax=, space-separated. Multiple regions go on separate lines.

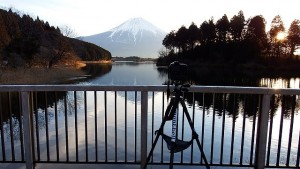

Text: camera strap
xmin=160 ymin=107 xmax=192 ymax=153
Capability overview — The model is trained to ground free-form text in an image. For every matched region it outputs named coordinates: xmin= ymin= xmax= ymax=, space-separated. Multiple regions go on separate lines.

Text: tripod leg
xmin=169 ymin=105 xmax=179 ymax=169
xmin=169 ymin=148 xmax=174 ymax=169
xmin=143 ymin=128 xmax=161 ymax=169
xmin=180 ymin=100 xmax=210 ymax=169
xmin=143 ymin=98 xmax=176 ymax=169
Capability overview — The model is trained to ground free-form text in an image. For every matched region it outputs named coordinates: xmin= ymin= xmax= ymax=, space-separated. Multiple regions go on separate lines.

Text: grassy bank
xmin=0 ymin=66 xmax=86 ymax=84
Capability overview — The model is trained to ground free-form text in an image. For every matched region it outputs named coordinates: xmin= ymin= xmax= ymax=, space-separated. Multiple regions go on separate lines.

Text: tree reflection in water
xmin=0 ymin=63 xmax=299 ymax=165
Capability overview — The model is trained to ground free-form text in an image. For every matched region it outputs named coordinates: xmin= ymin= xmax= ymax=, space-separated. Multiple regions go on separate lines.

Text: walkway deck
xmin=1 ymin=163 xmax=253 ymax=169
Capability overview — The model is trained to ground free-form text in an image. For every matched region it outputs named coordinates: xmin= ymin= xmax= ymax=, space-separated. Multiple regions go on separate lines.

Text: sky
xmin=1 ymin=0 xmax=299 ymax=36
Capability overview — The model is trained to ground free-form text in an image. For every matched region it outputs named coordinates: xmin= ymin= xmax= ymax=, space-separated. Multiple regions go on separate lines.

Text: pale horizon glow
xmin=1 ymin=0 xmax=299 ymax=36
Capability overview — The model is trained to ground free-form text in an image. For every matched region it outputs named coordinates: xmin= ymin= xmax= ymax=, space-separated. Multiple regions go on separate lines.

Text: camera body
xmin=168 ymin=61 xmax=188 ymax=82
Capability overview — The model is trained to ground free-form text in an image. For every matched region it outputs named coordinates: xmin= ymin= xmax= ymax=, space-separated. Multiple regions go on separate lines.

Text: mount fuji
xmin=80 ymin=18 xmax=167 ymax=58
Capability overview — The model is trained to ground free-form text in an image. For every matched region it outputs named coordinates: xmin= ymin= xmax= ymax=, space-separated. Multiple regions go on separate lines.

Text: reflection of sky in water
xmin=84 ymin=62 xmax=167 ymax=85
xmin=0 ymin=63 xmax=300 ymax=166
xmin=80 ymin=62 xmax=300 ymax=89
xmin=1 ymin=90 xmax=299 ymax=166
xmin=260 ymin=78 xmax=300 ymax=89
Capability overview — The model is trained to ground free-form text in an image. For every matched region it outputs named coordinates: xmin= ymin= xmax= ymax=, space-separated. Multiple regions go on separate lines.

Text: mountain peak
xmin=109 ymin=17 xmax=165 ymax=40
xmin=81 ymin=17 xmax=167 ymax=57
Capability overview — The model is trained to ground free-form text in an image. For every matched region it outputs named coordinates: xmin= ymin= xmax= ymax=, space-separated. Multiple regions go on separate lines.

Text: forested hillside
xmin=0 ymin=8 xmax=111 ymax=68
xmin=157 ymin=11 xmax=300 ymax=67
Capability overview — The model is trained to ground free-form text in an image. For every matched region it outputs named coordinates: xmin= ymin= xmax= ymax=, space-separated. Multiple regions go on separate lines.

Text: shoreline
xmin=0 ymin=66 xmax=86 ymax=85
xmin=77 ymin=60 xmax=112 ymax=64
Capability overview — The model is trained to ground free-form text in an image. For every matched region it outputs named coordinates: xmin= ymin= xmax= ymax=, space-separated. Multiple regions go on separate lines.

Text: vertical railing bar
xmin=8 ymin=92 xmax=15 ymax=161
xmin=210 ymin=93 xmax=216 ymax=164
xmin=74 ymin=91 xmax=78 ymax=162
xmin=276 ymin=95 xmax=285 ymax=166
xmin=240 ymin=95 xmax=247 ymax=165
xmin=190 ymin=92 xmax=195 ymax=164
xmin=29 ymin=92 xmax=36 ymax=161
xmin=114 ymin=91 xmax=117 ymax=162
xmin=220 ymin=93 xmax=226 ymax=164
xmin=22 ymin=91 xmax=34 ymax=169
xmin=45 ymin=92 xmax=50 ymax=161
xmin=134 ymin=91 xmax=137 ymax=162
xmin=125 ymin=91 xmax=127 ymax=162
xmin=296 ymin=131 xmax=300 ymax=167
xmin=230 ymin=94 xmax=236 ymax=165
xmin=286 ymin=95 xmax=296 ymax=166
xmin=250 ymin=94 xmax=258 ymax=166
xmin=255 ymin=94 xmax=271 ymax=169
xmin=64 ymin=92 xmax=69 ymax=162
xmin=161 ymin=92 xmax=164 ymax=162
xmin=140 ymin=91 xmax=148 ymax=169
xmin=18 ymin=92 xmax=25 ymax=161
xmin=94 ymin=91 xmax=98 ymax=162
xmin=34 ymin=92 xmax=40 ymax=161
xmin=266 ymin=95 xmax=275 ymax=166
xmin=104 ymin=91 xmax=108 ymax=162
xmin=151 ymin=91 xmax=154 ymax=163
xmin=84 ymin=91 xmax=88 ymax=162
xmin=0 ymin=92 xmax=6 ymax=161
xmin=54 ymin=92 xmax=59 ymax=161
xmin=201 ymin=93 xmax=205 ymax=164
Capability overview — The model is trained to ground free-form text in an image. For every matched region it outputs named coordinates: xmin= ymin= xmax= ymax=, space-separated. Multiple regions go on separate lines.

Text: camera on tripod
xmin=168 ymin=61 xmax=188 ymax=83
xmin=144 ymin=62 xmax=210 ymax=169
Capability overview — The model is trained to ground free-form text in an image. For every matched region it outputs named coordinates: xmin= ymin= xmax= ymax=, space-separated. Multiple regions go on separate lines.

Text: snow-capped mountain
xmin=81 ymin=18 xmax=167 ymax=58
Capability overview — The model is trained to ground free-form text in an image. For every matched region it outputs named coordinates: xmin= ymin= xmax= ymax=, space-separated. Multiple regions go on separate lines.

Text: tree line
xmin=157 ymin=11 xmax=300 ymax=66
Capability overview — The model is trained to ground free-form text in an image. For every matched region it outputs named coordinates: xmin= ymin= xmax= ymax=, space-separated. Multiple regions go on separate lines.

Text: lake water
xmin=80 ymin=62 xmax=167 ymax=85
xmin=78 ymin=62 xmax=300 ymax=89
xmin=0 ymin=62 xmax=299 ymax=167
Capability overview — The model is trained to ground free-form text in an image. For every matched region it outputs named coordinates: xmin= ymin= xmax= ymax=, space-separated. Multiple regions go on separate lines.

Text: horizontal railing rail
xmin=0 ymin=85 xmax=299 ymax=169
xmin=1 ymin=85 xmax=300 ymax=94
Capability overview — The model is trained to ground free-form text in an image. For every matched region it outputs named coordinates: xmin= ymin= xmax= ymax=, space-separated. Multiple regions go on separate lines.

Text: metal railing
xmin=0 ymin=85 xmax=299 ymax=169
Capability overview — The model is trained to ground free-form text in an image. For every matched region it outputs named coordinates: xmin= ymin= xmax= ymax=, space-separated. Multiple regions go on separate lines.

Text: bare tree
xmin=59 ymin=25 xmax=78 ymax=38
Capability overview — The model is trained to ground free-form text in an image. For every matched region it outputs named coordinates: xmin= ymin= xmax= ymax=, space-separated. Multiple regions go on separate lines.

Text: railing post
xmin=255 ymin=94 xmax=271 ymax=169
xmin=22 ymin=92 xmax=34 ymax=169
xmin=140 ymin=91 xmax=148 ymax=169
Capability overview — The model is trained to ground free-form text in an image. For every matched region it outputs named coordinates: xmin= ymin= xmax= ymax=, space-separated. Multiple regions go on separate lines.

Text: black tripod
xmin=143 ymin=83 xmax=210 ymax=169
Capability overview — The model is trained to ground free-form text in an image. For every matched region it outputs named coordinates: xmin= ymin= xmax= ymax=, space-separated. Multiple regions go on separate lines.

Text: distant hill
xmin=80 ymin=18 xmax=166 ymax=58
xmin=0 ymin=8 xmax=112 ymax=68
xmin=112 ymin=56 xmax=156 ymax=62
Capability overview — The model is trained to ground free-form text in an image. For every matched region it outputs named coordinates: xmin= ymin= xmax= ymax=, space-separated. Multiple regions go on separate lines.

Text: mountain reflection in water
xmin=0 ymin=62 xmax=299 ymax=166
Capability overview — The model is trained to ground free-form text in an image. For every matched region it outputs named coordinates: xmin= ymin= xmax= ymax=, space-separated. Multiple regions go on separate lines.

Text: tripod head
xmin=171 ymin=83 xmax=190 ymax=96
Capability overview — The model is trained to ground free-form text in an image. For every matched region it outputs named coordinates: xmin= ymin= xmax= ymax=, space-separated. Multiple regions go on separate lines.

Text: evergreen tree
xmin=269 ymin=15 xmax=285 ymax=41
xmin=200 ymin=18 xmax=216 ymax=45
xmin=162 ymin=30 xmax=177 ymax=51
xmin=216 ymin=14 xmax=230 ymax=42
xmin=287 ymin=19 xmax=300 ymax=57
xmin=246 ymin=15 xmax=268 ymax=55
xmin=229 ymin=10 xmax=245 ymax=41
xmin=187 ymin=22 xmax=200 ymax=50
xmin=176 ymin=26 xmax=189 ymax=52
xmin=269 ymin=15 xmax=285 ymax=57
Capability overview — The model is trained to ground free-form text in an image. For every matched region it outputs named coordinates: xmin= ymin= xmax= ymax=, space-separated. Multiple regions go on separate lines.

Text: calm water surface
xmin=80 ymin=62 xmax=166 ymax=85
xmin=0 ymin=62 xmax=299 ymax=166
